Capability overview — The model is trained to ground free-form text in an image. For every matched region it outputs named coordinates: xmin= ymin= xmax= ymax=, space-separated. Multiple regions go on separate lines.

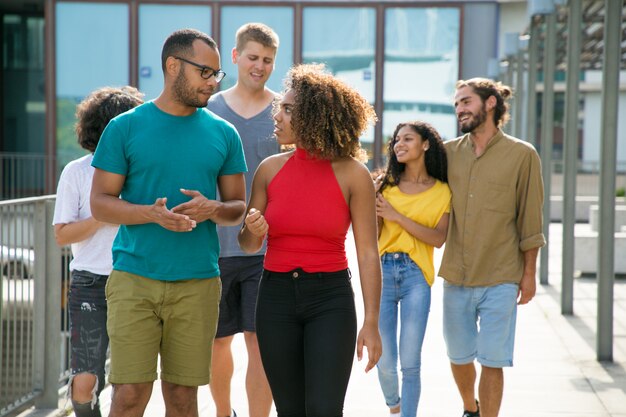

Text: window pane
xmin=220 ymin=6 xmax=293 ymax=93
xmin=56 ymin=2 xmax=129 ymax=170
xmin=384 ymin=7 xmax=460 ymax=143
xmin=2 ymin=15 xmax=46 ymax=198
xmin=302 ymin=7 xmax=376 ymax=154
xmin=139 ymin=4 xmax=212 ymax=100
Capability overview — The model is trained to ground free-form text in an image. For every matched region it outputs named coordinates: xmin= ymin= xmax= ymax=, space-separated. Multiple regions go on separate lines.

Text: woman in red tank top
xmin=238 ymin=64 xmax=382 ymax=417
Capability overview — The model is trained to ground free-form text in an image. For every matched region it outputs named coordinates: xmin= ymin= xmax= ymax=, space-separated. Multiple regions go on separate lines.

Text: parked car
xmin=1 ymin=245 xmax=34 ymax=279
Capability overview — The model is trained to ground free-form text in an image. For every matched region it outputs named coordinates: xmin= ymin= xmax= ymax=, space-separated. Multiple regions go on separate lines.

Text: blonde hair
xmin=235 ymin=23 xmax=279 ymax=52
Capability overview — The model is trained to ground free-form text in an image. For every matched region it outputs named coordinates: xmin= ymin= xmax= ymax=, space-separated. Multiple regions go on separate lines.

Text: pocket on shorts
xmin=71 ymin=271 xmax=98 ymax=287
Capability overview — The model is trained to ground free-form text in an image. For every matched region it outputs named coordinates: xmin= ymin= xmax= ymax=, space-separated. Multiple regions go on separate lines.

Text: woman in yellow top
xmin=375 ymin=121 xmax=451 ymax=417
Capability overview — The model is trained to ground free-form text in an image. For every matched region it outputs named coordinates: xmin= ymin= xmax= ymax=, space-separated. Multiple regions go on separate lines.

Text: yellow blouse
xmin=378 ymin=180 xmax=451 ymax=285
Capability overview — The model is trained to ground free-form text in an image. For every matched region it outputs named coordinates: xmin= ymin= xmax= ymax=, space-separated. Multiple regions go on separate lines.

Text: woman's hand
xmin=376 ymin=194 xmax=400 ymax=223
xmin=373 ymin=174 xmax=383 ymax=193
xmin=357 ymin=321 xmax=382 ymax=372
xmin=244 ymin=208 xmax=268 ymax=238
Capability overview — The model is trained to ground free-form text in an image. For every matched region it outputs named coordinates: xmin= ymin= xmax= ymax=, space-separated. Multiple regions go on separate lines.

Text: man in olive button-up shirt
xmin=440 ymin=78 xmax=545 ymax=417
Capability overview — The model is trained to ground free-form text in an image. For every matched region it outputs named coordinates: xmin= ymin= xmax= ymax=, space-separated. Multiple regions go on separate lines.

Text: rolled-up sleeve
xmin=517 ymin=147 xmax=546 ymax=252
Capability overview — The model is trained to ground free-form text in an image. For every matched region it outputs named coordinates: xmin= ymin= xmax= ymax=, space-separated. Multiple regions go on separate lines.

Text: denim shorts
xmin=68 ymin=270 xmax=109 ymax=398
xmin=442 ymin=282 xmax=518 ymax=368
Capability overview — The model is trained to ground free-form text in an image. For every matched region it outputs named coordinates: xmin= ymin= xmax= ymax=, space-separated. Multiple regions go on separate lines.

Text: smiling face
xmin=172 ymin=40 xmax=221 ymax=108
xmin=273 ymin=89 xmax=296 ymax=145
xmin=393 ymin=125 xmax=428 ymax=164
xmin=454 ymin=85 xmax=489 ymax=134
xmin=234 ymin=41 xmax=276 ymax=92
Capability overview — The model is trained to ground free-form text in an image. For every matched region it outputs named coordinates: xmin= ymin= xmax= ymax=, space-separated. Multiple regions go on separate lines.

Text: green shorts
xmin=105 ymin=270 xmax=221 ymax=386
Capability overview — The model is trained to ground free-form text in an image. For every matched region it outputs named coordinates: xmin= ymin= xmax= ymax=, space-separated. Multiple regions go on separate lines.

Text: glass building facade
xmin=2 ymin=0 xmax=466 ymax=197
xmin=51 ymin=1 xmax=460 ymax=171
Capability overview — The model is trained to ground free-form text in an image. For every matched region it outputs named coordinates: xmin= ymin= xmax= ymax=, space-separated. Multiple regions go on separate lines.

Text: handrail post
xmin=33 ymin=200 xmax=62 ymax=409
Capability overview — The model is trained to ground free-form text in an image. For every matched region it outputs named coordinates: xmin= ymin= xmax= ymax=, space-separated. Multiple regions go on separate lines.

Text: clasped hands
xmin=150 ymin=188 xmax=220 ymax=232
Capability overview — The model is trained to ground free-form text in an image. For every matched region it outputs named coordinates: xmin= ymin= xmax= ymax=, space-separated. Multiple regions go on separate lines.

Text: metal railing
xmin=0 ymin=196 xmax=71 ymax=417
xmin=0 ymin=154 xmax=54 ymax=201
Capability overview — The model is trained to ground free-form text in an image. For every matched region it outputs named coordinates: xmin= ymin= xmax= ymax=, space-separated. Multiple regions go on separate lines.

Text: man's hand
xmin=171 ymin=188 xmax=221 ymax=223
xmin=149 ymin=197 xmax=196 ymax=232
xmin=244 ymin=208 xmax=268 ymax=237
xmin=518 ymin=248 xmax=539 ymax=305
xmin=517 ymin=270 xmax=537 ymax=305
xmin=356 ymin=321 xmax=382 ymax=373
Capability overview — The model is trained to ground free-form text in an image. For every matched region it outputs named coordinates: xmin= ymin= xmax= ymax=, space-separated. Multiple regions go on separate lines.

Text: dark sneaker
xmin=462 ymin=400 xmax=480 ymax=417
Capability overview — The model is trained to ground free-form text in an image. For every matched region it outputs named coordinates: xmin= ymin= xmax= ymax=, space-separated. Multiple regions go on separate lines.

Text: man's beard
xmin=173 ymin=71 xmax=211 ymax=108
xmin=459 ymin=103 xmax=487 ymax=133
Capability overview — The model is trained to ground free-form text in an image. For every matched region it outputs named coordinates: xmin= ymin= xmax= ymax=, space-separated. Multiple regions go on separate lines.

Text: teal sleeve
xmin=91 ymin=118 xmax=128 ymax=176
xmin=219 ymin=126 xmax=248 ymax=176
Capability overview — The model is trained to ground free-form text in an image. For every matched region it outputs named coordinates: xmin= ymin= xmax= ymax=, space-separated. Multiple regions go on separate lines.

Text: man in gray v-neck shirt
xmin=206 ymin=23 xmax=280 ymax=417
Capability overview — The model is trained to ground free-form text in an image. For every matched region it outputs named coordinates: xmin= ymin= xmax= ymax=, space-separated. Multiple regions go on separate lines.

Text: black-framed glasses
xmin=173 ymin=56 xmax=226 ymax=83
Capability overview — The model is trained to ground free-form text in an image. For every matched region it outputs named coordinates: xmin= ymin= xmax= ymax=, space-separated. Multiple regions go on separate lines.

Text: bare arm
xmin=350 ymin=164 xmax=382 ymax=372
xmin=54 ymin=218 xmax=107 ymax=246
xmin=215 ymin=173 xmax=246 ymax=225
xmin=518 ymin=247 xmax=539 ymax=305
xmin=90 ymin=168 xmax=195 ymax=232
xmin=239 ymin=163 xmax=270 ymax=253
xmin=377 ymin=215 xmax=384 ymax=239
xmin=171 ymin=173 xmax=246 ymax=226
xmin=376 ymin=194 xmax=449 ymax=248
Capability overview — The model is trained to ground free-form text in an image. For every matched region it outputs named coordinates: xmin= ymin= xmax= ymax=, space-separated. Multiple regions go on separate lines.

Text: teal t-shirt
xmin=92 ymin=101 xmax=247 ymax=281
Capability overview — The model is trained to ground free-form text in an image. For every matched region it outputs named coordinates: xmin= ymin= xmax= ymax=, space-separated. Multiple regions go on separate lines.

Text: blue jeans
xmin=377 ymin=253 xmax=431 ymax=417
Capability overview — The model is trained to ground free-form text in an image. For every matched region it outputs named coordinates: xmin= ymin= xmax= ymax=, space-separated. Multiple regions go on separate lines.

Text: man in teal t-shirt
xmin=91 ymin=29 xmax=246 ymax=417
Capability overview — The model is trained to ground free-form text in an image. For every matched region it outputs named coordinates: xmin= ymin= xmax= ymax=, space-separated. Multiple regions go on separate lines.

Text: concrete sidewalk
xmin=73 ymin=223 xmax=626 ymax=416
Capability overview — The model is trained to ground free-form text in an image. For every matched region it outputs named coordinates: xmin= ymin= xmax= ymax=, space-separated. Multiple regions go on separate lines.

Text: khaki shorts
xmin=105 ymin=270 xmax=221 ymax=386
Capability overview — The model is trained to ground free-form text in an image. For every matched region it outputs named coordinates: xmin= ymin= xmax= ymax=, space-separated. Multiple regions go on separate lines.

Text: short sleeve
xmin=92 ymin=118 xmax=129 ymax=176
xmin=52 ymin=165 xmax=80 ymax=225
xmin=218 ymin=125 xmax=248 ymax=176
xmin=443 ymin=184 xmax=452 ymax=214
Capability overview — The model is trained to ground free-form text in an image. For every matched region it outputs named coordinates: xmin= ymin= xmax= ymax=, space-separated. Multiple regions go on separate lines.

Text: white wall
xmin=461 ymin=2 xmax=498 ymax=79
xmin=582 ymin=91 xmax=626 ymax=169
xmin=497 ymin=1 xmax=528 ymax=59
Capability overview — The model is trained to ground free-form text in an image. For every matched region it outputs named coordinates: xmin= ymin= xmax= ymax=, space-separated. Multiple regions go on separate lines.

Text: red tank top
xmin=263 ymin=148 xmax=351 ymax=272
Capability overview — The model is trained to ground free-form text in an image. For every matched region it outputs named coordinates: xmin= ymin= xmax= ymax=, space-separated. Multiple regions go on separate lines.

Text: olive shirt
xmin=439 ymin=129 xmax=546 ymax=287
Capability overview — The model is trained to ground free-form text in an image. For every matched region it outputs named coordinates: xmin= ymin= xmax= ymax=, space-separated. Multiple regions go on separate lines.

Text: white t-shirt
xmin=52 ymin=154 xmax=118 ymax=275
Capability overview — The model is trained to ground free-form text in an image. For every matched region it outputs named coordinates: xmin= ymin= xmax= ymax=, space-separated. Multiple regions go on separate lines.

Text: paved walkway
xmin=34 ymin=223 xmax=626 ymax=417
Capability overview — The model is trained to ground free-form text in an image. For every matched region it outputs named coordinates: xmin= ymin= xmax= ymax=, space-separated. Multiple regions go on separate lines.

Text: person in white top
xmin=52 ymin=86 xmax=143 ymax=417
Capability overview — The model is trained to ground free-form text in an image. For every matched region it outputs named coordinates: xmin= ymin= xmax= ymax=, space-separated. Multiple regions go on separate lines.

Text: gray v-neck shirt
xmin=208 ymin=92 xmax=279 ymax=257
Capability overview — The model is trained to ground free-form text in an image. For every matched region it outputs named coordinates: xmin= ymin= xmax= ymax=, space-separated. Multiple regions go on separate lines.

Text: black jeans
xmin=256 ymin=268 xmax=357 ymax=417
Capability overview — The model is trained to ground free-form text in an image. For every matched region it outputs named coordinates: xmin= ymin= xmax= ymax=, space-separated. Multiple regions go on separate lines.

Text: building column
xmin=514 ymin=37 xmax=526 ymax=139
xmin=561 ymin=0 xmax=582 ymax=315
xmin=597 ymin=0 xmax=623 ymax=362
xmin=539 ymin=11 xmax=556 ymax=285
xmin=526 ymin=17 xmax=539 ymax=147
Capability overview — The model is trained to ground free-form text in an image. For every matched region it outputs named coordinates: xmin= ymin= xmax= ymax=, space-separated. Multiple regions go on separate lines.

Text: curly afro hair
xmin=75 ymin=86 xmax=144 ymax=152
xmin=283 ymin=63 xmax=377 ymax=162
